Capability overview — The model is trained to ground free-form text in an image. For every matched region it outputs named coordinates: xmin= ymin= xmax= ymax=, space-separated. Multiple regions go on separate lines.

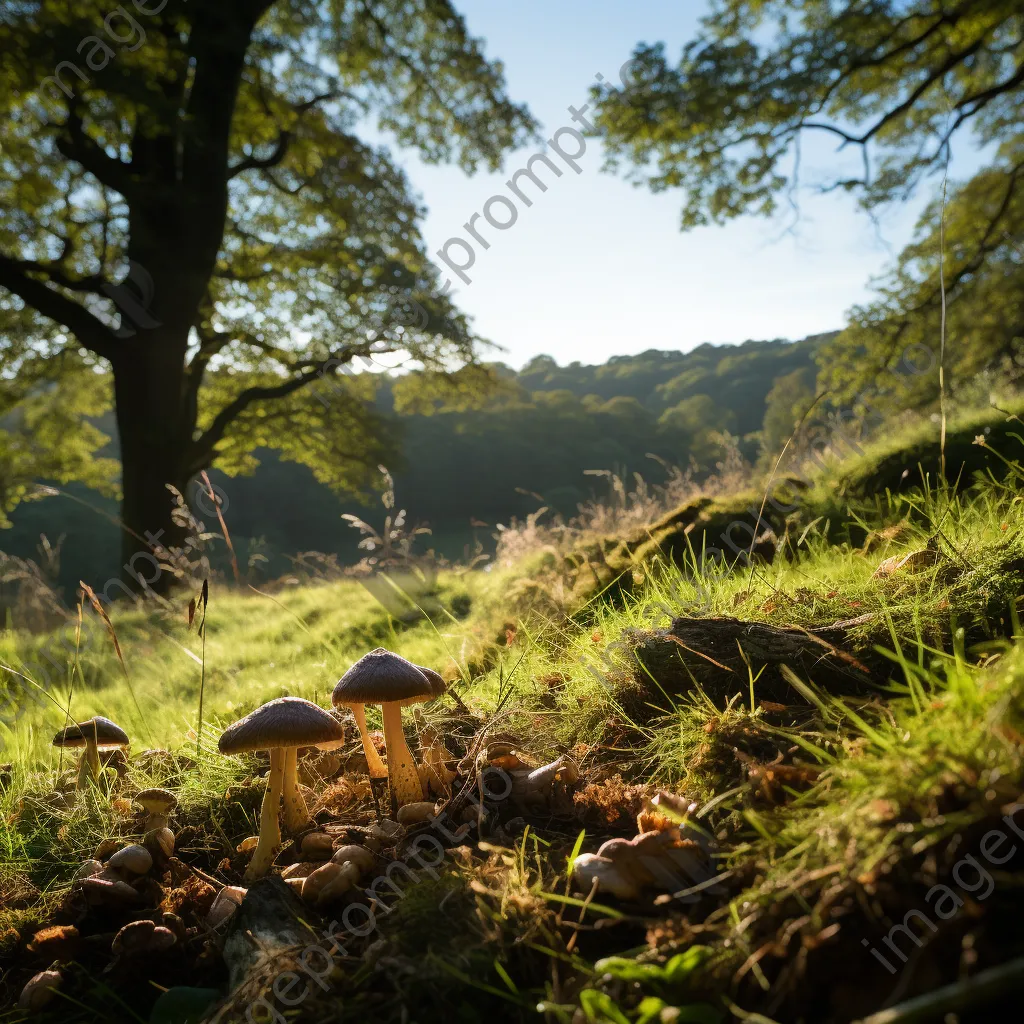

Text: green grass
xmin=4 ymin=410 xmax=1024 ymax=1022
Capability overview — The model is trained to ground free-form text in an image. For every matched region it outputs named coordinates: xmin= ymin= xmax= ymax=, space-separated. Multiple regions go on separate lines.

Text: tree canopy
xmin=0 ymin=0 xmax=534 ymax=582
xmin=593 ymin=1 xmax=1024 ymax=414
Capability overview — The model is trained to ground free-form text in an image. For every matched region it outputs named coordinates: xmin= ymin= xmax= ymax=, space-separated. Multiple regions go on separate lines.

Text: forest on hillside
xmin=3 ymin=334 xmax=824 ymax=596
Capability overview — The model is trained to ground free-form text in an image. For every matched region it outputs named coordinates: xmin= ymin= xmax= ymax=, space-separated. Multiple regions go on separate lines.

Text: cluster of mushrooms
xmin=217 ymin=647 xmax=450 ymax=880
xmin=20 ymin=647 xmax=716 ymax=1013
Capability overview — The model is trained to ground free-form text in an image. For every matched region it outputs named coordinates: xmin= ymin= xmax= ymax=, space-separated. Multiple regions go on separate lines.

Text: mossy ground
xmin=4 ymin=410 xmax=1024 ymax=1023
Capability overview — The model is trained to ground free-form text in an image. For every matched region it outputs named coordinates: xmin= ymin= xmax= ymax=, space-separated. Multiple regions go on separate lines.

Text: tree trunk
xmin=110 ymin=328 xmax=192 ymax=598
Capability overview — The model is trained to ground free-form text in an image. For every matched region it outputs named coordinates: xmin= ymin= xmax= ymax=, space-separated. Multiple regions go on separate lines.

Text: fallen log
xmin=620 ymin=613 xmax=879 ymax=713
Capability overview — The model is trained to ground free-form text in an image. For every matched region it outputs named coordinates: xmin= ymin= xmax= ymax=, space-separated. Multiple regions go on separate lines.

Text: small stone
xmin=207 ymin=885 xmax=247 ymax=928
xmin=112 ymin=919 xmax=176 ymax=956
xmin=107 ymin=844 xmax=153 ymax=875
xmin=396 ymin=801 xmax=436 ymax=825
xmin=281 ymin=861 xmax=321 ymax=880
xmin=300 ymin=833 xmax=334 ymax=860
xmin=73 ymin=859 xmax=105 ymax=882
xmin=330 ymin=844 xmax=375 ymax=874
xmin=80 ymin=876 xmax=141 ymax=906
xmin=145 ymin=827 xmax=175 ymax=858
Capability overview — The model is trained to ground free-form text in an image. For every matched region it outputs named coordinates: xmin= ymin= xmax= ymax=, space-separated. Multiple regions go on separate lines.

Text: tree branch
xmin=227 ymin=130 xmax=293 ymax=179
xmin=56 ymin=108 xmax=137 ymax=198
xmin=185 ymin=340 xmax=383 ymax=474
xmin=0 ymin=252 xmax=121 ymax=361
xmin=226 ymin=91 xmax=339 ymax=180
xmin=185 ymin=366 xmax=324 ymax=475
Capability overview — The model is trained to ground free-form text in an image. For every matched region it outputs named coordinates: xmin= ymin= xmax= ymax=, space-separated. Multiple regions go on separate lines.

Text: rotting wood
xmin=620 ymin=613 xmax=879 ymax=710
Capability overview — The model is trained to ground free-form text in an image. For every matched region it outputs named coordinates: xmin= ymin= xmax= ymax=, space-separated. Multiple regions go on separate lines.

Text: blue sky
xmin=382 ymin=1 xmax=983 ymax=370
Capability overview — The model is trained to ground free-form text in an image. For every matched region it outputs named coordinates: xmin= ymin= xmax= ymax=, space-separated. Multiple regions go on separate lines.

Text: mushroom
xmin=19 ymin=970 xmax=61 ymax=1012
xmin=572 ymin=829 xmax=717 ymax=901
xmin=218 ymin=697 xmax=345 ymax=879
xmin=332 ymin=649 xmax=436 ymax=807
xmin=413 ymin=664 xmax=448 ymax=699
xmin=52 ymin=716 xmax=129 ymax=788
xmin=335 ymin=698 xmax=388 ymax=780
xmin=136 ymin=788 xmax=177 ymax=832
xmin=572 ymin=852 xmax=642 ymax=900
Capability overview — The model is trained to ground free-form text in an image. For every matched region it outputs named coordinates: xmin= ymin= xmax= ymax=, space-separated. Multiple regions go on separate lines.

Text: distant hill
xmin=2 ymin=333 xmax=831 ymax=598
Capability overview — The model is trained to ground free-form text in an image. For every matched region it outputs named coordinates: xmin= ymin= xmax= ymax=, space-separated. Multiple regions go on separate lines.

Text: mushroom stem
xmin=281 ymin=747 xmax=311 ymax=832
xmin=78 ymin=737 xmax=101 ymax=789
xmin=351 ymin=704 xmax=389 ymax=779
xmin=380 ymin=703 xmax=425 ymax=806
xmin=245 ymin=747 xmax=285 ymax=881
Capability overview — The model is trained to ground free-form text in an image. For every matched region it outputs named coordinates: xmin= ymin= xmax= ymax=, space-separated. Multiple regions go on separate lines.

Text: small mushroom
xmin=52 ymin=716 xmax=129 ymax=788
xmin=572 ymin=853 xmax=642 ymax=900
xmin=218 ymin=697 xmax=345 ymax=879
xmin=112 ymin=919 xmax=176 ymax=956
xmin=332 ymin=649 xmax=437 ymax=807
xmin=19 ymin=970 xmax=61 ymax=1012
xmin=136 ymin=788 xmax=178 ymax=832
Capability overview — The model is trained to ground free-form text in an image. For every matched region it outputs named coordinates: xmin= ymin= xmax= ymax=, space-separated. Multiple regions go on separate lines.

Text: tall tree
xmin=593 ymin=0 xmax=1023 ymax=225
xmin=821 ymin=146 xmax=1024 ymax=409
xmin=0 ymin=0 xmax=534 ymax=587
xmin=592 ymin=0 xmax=1024 ymax=400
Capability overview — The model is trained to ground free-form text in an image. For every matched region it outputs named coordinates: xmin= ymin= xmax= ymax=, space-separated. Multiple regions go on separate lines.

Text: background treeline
xmin=2 ymin=333 xmax=826 ymax=597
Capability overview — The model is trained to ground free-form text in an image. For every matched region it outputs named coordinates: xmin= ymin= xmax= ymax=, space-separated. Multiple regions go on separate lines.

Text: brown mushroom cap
xmin=413 ymin=664 xmax=447 ymax=698
xmin=218 ymin=696 xmax=345 ymax=754
xmin=52 ymin=716 xmax=129 ymax=750
xmin=136 ymin=788 xmax=177 ymax=814
xmin=332 ymin=648 xmax=434 ymax=708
